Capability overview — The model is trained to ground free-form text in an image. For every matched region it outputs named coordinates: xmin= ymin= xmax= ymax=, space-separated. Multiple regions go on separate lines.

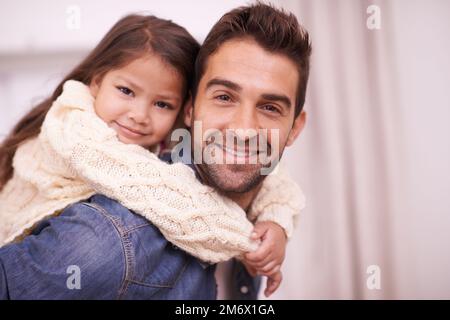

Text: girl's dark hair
xmin=0 ymin=14 xmax=200 ymax=191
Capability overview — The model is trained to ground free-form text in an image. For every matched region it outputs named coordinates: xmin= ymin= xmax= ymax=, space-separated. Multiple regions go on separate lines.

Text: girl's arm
xmin=248 ymin=162 xmax=306 ymax=239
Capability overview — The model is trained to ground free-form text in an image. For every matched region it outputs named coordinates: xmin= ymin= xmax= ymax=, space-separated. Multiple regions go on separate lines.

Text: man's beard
xmin=190 ymin=124 xmax=283 ymax=194
xmin=197 ymin=162 xmax=267 ymax=194
xmin=195 ymin=143 xmax=281 ymax=194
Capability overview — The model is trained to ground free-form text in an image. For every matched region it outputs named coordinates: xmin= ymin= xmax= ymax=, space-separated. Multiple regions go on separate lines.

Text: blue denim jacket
xmin=0 ymin=194 xmax=260 ymax=300
xmin=0 ymin=158 xmax=260 ymax=299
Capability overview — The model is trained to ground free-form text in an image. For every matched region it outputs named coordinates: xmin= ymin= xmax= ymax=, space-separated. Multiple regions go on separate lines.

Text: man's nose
xmin=228 ymin=102 xmax=260 ymax=131
xmin=228 ymin=103 xmax=260 ymax=139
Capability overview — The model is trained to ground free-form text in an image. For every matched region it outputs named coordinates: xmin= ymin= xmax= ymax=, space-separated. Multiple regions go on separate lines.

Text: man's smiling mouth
xmin=208 ymin=142 xmax=268 ymax=164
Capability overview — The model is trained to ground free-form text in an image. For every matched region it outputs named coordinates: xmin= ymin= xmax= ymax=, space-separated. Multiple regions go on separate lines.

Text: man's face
xmin=185 ymin=38 xmax=306 ymax=193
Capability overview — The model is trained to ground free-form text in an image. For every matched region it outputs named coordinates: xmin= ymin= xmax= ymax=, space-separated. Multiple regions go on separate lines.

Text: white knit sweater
xmin=0 ymin=80 xmax=305 ymax=263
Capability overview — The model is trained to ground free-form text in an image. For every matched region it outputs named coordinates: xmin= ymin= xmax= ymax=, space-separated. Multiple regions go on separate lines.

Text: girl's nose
xmin=128 ymin=103 xmax=151 ymax=126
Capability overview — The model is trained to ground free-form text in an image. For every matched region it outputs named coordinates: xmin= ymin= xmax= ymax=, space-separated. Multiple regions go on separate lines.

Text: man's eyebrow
xmin=261 ymin=93 xmax=292 ymax=109
xmin=206 ymin=78 xmax=242 ymax=92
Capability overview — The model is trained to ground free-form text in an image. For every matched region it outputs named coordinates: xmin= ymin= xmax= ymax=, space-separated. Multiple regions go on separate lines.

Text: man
xmin=0 ymin=3 xmax=310 ymax=299
xmin=182 ymin=2 xmax=310 ymax=299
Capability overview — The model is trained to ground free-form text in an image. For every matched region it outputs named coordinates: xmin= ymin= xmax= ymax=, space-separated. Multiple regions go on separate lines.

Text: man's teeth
xmin=218 ymin=144 xmax=258 ymax=157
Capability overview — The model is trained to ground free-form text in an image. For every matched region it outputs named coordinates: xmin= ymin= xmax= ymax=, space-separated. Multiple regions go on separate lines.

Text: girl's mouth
xmin=113 ymin=121 xmax=146 ymax=139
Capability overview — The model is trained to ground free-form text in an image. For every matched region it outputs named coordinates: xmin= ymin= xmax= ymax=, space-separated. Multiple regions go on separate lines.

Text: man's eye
xmin=261 ymin=104 xmax=281 ymax=114
xmin=155 ymin=101 xmax=172 ymax=109
xmin=216 ymin=94 xmax=231 ymax=102
xmin=117 ymin=86 xmax=134 ymax=97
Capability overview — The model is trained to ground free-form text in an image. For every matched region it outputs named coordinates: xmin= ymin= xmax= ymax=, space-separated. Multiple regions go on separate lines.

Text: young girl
xmin=0 ymin=14 xmax=304 ymax=297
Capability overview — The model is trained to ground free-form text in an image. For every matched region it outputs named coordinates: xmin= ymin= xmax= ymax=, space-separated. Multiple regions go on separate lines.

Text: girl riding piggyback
xmin=0 ymin=14 xmax=305 ymax=297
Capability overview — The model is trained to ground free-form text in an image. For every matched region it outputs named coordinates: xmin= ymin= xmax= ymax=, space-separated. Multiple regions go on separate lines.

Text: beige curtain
xmin=266 ymin=0 xmax=450 ymax=299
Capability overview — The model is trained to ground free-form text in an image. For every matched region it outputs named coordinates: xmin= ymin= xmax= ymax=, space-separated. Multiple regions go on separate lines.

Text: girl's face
xmin=90 ymin=53 xmax=184 ymax=150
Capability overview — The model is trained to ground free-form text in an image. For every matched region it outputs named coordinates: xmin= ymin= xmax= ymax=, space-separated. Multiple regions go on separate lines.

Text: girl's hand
xmin=265 ymin=270 xmax=283 ymax=297
xmin=241 ymin=256 xmax=283 ymax=297
xmin=244 ymin=221 xmax=287 ymax=275
xmin=242 ymin=221 xmax=287 ymax=295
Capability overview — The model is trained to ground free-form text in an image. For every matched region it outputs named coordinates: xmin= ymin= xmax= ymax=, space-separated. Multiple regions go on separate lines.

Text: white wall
xmin=0 ymin=0 xmax=249 ymax=53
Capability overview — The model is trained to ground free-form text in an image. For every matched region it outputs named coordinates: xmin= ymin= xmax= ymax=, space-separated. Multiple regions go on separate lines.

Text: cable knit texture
xmin=248 ymin=164 xmax=306 ymax=238
xmin=0 ymin=80 xmax=305 ymax=263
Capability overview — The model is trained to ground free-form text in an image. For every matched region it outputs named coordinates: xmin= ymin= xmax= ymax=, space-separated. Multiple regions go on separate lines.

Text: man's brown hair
xmin=192 ymin=2 xmax=312 ymax=118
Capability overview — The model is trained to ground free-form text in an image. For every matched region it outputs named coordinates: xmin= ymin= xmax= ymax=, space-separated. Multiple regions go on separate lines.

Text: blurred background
xmin=1 ymin=0 xmax=449 ymax=299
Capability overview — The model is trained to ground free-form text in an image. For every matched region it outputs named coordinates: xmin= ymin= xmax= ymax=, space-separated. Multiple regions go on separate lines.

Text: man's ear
xmin=183 ymin=97 xmax=194 ymax=128
xmin=286 ymin=110 xmax=307 ymax=147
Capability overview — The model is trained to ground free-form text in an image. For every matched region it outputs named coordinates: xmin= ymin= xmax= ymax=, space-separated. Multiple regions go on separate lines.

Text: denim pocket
xmin=83 ymin=198 xmax=190 ymax=290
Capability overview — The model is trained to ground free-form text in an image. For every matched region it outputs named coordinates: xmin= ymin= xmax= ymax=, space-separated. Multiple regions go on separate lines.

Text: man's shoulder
xmin=60 ymin=194 xmax=168 ymax=254
xmin=65 ymin=194 xmax=152 ymax=230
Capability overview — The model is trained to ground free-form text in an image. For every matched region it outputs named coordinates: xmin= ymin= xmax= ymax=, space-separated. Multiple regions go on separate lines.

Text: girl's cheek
xmin=102 ymin=99 xmax=127 ymax=121
xmin=157 ymin=118 xmax=177 ymax=138
xmin=155 ymin=124 xmax=171 ymax=139
xmin=93 ymin=99 xmax=110 ymax=122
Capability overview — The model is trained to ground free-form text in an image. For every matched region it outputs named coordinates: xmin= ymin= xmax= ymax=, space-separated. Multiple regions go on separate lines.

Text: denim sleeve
xmin=0 ymin=203 xmax=126 ymax=300
xmin=230 ymin=259 xmax=262 ymax=300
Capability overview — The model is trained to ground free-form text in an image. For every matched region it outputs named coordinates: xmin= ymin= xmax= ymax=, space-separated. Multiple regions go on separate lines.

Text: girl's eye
xmin=216 ymin=94 xmax=231 ymax=102
xmin=260 ymin=104 xmax=281 ymax=114
xmin=117 ymin=86 xmax=134 ymax=97
xmin=155 ymin=101 xmax=172 ymax=109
